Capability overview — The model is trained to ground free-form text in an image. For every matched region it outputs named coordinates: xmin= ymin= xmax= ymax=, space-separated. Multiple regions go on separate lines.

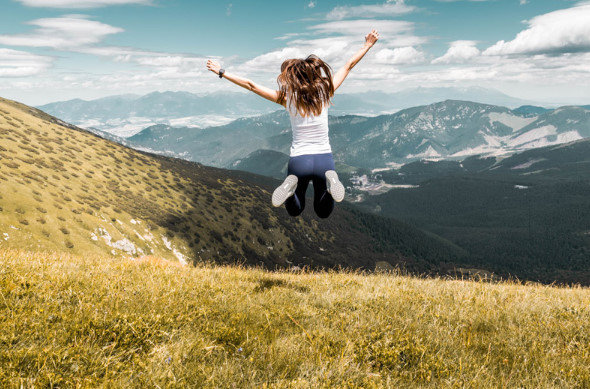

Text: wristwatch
xmin=219 ymin=68 xmax=225 ymax=78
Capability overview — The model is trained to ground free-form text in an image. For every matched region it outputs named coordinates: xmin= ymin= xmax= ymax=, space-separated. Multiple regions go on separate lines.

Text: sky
xmin=0 ymin=0 xmax=589 ymax=105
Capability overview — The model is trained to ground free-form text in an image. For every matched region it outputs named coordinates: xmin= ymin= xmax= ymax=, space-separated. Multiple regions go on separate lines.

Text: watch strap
xmin=219 ymin=69 xmax=225 ymax=78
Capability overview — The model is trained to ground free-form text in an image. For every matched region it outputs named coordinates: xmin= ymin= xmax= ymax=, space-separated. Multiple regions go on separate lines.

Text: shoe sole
xmin=325 ymin=170 xmax=345 ymax=202
xmin=272 ymin=175 xmax=298 ymax=207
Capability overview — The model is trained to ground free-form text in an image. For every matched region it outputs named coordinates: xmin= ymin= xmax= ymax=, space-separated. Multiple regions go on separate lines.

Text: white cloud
xmin=307 ymin=1 xmax=316 ymax=8
xmin=360 ymin=52 xmax=590 ymax=91
xmin=226 ymin=3 xmax=232 ymax=16
xmin=241 ymin=38 xmax=351 ymax=71
xmin=241 ymin=16 xmax=426 ymax=79
xmin=520 ymin=0 xmax=528 ymax=4
xmin=0 ymin=48 xmax=53 ymax=77
xmin=275 ymin=32 xmax=311 ymax=41
xmin=14 ymin=0 xmax=153 ymax=8
xmin=374 ymin=46 xmax=425 ymax=65
xmin=326 ymin=0 xmax=416 ymax=20
xmin=308 ymin=19 xmax=426 ymax=47
xmin=81 ymin=45 xmax=208 ymax=75
xmin=0 ymin=15 xmax=123 ymax=49
xmin=432 ymin=40 xmax=480 ymax=64
xmin=0 ymin=15 xmax=210 ymax=79
xmin=484 ymin=3 xmax=590 ymax=56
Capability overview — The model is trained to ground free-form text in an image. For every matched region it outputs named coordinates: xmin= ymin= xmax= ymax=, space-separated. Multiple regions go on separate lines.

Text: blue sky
xmin=1 ymin=0 xmax=589 ymax=105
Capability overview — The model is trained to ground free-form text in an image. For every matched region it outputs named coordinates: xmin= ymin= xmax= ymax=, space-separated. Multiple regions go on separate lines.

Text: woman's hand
xmin=206 ymin=59 xmax=221 ymax=75
xmin=364 ymin=29 xmax=379 ymax=48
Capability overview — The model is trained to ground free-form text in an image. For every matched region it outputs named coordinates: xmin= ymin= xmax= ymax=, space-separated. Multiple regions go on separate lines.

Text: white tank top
xmin=286 ymin=97 xmax=332 ymax=157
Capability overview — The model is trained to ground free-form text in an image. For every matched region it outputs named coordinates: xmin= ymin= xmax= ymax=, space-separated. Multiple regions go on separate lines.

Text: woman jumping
xmin=206 ymin=29 xmax=379 ymax=218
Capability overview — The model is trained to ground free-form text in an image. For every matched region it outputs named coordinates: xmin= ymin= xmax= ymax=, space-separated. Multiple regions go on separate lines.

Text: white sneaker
xmin=325 ymin=170 xmax=345 ymax=202
xmin=272 ymin=175 xmax=298 ymax=207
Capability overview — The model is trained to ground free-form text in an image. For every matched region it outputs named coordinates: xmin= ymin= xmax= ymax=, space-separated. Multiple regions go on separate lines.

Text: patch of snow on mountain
xmin=509 ymin=125 xmax=557 ymax=147
xmin=514 ymin=130 xmax=581 ymax=150
xmin=510 ymin=158 xmax=546 ymax=170
xmin=517 ymin=138 xmax=554 ymax=150
xmin=391 ymin=184 xmax=419 ymax=188
xmin=451 ymin=145 xmax=499 ymax=158
xmin=487 ymin=112 xmax=536 ymax=132
xmin=556 ymin=131 xmax=583 ymax=143
xmin=482 ymin=133 xmax=504 ymax=147
xmin=406 ymin=145 xmax=441 ymax=159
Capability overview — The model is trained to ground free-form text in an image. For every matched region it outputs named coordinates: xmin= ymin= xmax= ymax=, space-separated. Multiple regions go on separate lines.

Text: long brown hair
xmin=277 ymin=55 xmax=335 ymax=117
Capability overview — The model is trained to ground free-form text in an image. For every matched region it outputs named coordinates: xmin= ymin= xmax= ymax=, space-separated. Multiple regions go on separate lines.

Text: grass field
xmin=1 ymin=249 xmax=589 ymax=388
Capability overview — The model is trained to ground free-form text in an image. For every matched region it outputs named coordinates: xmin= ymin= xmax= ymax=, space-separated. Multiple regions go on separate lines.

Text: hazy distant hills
xmin=38 ymin=91 xmax=278 ymax=137
xmin=124 ymin=100 xmax=590 ymax=171
xmin=0 ymin=96 xmax=467 ymax=272
xmin=127 ymin=110 xmax=291 ymax=166
xmin=38 ymin=87 xmax=537 ymax=137
xmin=330 ymin=86 xmax=533 ymax=115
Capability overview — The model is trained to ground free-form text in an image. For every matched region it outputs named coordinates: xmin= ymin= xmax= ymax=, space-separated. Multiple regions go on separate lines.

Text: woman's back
xmin=286 ymin=97 xmax=331 ymax=157
xmin=206 ymin=29 xmax=379 ymax=214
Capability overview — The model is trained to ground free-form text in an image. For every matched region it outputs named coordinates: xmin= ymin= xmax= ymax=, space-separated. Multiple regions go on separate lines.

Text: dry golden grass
xmin=0 ymin=97 xmax=309 ymax=264
xmin=1 ymin=249 xmax=589 ymax=388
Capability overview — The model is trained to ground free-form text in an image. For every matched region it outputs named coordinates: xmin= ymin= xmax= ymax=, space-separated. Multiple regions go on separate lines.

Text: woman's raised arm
xmin=332 ymin=29 xmax=379 ymax=92
xmin=206 ymin=60 xmax=284 ymax=106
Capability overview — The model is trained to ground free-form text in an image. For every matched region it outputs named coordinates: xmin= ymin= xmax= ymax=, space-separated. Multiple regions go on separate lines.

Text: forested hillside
xmin=358 ymin=139 xmax=590 ymax=284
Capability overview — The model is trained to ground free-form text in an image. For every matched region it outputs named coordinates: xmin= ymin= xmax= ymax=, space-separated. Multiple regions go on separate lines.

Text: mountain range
xmin=124 ymin=100 xmax=590 ymax=172
xmin=38 ymin=87 xmax=538 ymax=137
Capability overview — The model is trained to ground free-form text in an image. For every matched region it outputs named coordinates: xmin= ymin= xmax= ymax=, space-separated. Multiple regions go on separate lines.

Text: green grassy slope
xmin=1 ymin=250 xmax=589 ymax=387
xmin=0 ymin=97 xmax=464 ymax=271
